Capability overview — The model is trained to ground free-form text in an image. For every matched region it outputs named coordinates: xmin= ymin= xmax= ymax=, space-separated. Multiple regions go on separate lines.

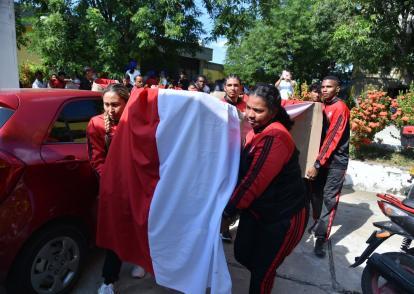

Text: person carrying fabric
xmin=309 ymin=82 xmax=321 ymax=102
xmin=195 ymin=74 xmax=211 ymax=93
xmin=220 ymin=74 xmax=250 ymax=243
xmin=187 ymin=82 xmax=199 ymax=91
xmin=222 ymin=74 xmax=248 ymax=113
xmin=306 ymin=76 xmax=350 ymax=258
xmin=122 ymin=74 xmax=133 ymax=92
xmin=86 ymin=84 xmax=146 ymax=294
xmin=222 ymin=84 xmax=309 ymax=293
xmin=79 ymin=66 xmax=96 ymax=90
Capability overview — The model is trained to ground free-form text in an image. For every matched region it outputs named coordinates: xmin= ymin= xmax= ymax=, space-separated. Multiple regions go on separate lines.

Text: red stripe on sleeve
xmin=317 ymin=103 xmax=349 ymax=166
xmin=226 ymin=129 xmax=294 ymax=214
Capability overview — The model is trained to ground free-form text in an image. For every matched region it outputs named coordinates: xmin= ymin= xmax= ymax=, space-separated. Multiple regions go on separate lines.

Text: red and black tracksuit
xmin=86 ymin=114 xmax=118 ymax=177
xmin=224 ymin=122 xmax=309 ymax=294
xmin=86 ymin=114 xmax=122 ymax=284
xmin=311 ymin=97 xmax=350 ymax=240
xmin=222 ymin=94 xmax=248 ymax=113
xmin=222 ymin=94 xmax=252 ymax=140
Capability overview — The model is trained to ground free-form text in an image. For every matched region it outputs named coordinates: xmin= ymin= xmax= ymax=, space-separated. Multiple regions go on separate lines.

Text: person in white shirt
xmin=275 ymin=70 xmax=296 ymax=100
xmin=125 ymin=60 xmax=141 ymax=86
xmin=32 ymin=71 xmax=46 ymax=88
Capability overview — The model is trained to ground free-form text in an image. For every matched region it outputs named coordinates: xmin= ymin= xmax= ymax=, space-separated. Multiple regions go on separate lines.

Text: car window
xmin=47 ymin=99 xmax=103 ymax=143
xmin=0 ymin=107 xmax=14 ymax=129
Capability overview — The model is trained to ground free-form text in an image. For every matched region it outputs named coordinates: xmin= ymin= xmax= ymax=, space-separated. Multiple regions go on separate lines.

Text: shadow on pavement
xmin=342 ymin=187 xmax=356 ymax=196
xmin=330 ymin=201 xmax=373 ymax=246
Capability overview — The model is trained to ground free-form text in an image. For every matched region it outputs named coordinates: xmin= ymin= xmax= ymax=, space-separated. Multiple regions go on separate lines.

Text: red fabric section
xmin=228 ymin=122 xmax=295 ymax=210
xmin=94 ymin=78 xmax=118 ymax=87
xmin=96 ymin=88 xmax=160 ymax=274
xmin=261 ymin=207 xmax=308 ymax=294
xmin=281 ymin=99 xmax=306 ymax=107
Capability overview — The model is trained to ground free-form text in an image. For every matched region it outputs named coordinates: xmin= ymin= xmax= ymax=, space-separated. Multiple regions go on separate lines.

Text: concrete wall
xmin=344 ymin=160 xmax=412 ymax=196
xmin=0 ymin=0 xmax=19 ymax=88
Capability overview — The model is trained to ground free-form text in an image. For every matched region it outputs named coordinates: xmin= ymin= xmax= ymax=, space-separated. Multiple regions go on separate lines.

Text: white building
xmin=0 ymin=0 xmax=19 ymax=88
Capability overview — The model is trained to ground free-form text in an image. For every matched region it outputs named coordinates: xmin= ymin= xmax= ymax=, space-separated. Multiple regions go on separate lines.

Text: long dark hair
xmin=251 ymin=84 xmax=294 ymax=130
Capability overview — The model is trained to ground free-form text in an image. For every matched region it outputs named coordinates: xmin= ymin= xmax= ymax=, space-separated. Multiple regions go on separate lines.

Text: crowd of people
xmin=31 ymin=64 xmax=226 ymax=94
xmin=37 ymin=63 xmax=348 ymax=294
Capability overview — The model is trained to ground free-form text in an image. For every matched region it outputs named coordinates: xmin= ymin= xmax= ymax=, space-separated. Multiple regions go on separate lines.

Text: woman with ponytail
xmin=86 ymin=84 xmax=146 ymax=294
xmin=222 ymin=84 xmax=309 ymax=294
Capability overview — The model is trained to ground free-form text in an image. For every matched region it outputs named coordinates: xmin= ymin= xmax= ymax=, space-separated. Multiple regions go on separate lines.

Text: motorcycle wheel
xmin=361 ymin=252 xmax=414 ymax=294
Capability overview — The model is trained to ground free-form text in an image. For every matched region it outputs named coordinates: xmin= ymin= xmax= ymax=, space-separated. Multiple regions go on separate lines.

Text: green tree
xmin=204 ymin=0 xmax=257 ymax=44
xmin=19 ymin=0 xmax=204 ymax=75
xmin=224 ymin=0 xmax=339 ymax=85
xmin=332 ymin=0 xmax=414 ymax=81
xmin=220 ymin=0 xmax=414 ymax=84
xmin=15 ymin=2 xmax=28 ymax=49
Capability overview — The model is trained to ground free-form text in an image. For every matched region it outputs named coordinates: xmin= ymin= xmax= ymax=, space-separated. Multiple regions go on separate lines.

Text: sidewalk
xmin=70 ymin=189 xmax=402 ymax=294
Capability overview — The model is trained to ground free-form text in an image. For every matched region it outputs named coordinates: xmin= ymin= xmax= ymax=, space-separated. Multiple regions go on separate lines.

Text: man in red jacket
xmin=220 ymin=74 xmax=250 ymax=242
xmin=306 ymin=76 xmax=350 ymax=257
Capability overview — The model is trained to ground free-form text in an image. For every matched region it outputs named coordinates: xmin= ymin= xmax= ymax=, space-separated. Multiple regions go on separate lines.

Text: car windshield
xmin=0 ymin=107 xmax=14 ymax=128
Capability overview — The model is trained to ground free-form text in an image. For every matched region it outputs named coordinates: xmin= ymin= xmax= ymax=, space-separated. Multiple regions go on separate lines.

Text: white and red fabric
xmin=91 ymin=78 xmax=118 ymax=92
xmin=97 ymin=88 xmax=240 ymax=293
xmin=283 ymin=100 xmax=314 ymax=119
xmin=97 ymin=90 xmax=314 ymax=293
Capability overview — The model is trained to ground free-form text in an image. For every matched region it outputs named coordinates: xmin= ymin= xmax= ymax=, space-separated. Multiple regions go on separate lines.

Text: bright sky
xmin=197 ymin=3 xmax=227 ymax=64
xmin=208 ymin=37 xmax=227 ymax=64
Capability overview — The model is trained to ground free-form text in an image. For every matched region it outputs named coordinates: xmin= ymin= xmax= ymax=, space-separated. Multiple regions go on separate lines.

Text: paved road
xmin=71 ymin=189 xmax=402 ymax=294
xmin=1 ymin=189 xmax=403 ymax=293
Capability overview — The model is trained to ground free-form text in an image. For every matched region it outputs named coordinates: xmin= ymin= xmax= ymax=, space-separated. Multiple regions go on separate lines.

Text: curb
xmin=344 ymin=160 xmax=411 ymax=195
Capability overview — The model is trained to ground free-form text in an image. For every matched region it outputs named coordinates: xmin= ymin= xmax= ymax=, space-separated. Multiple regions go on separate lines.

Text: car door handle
xmin=55 ymin=155 xmax=81 ymax=163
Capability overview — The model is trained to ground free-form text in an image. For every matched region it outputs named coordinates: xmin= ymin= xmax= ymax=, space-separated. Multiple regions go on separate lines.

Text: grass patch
xmin=350 ymin=144 xmax=414 ymax=168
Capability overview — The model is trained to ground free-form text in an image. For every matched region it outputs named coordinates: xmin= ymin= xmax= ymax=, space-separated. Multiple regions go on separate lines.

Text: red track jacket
xmin=86 ymin=114 xmax=118 ymax=177
xmin=224 ymin=122 xmax=305 ymax=221
xmin=222 ymin=94 xmax=248 ymax=113
xmin=316 ymin=97 xmax=350 ymax=170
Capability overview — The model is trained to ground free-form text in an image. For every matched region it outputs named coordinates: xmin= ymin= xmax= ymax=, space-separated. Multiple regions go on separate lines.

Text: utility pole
xmin=0 ymin=0 xmax=19 ymax=88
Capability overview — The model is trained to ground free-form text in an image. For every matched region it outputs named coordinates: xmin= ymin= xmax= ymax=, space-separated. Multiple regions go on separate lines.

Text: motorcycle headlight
xmin=378 ymin=201 xmax=409 ymax=217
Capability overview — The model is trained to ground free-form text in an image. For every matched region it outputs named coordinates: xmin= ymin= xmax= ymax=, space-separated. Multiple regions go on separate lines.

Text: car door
xmin=39 ymin=98 xmax=102 ymax=220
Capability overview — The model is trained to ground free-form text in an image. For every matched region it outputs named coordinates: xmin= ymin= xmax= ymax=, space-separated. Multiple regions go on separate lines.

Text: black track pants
xmin=102 ymin=249 xmax=122 ymax=284
xmin=234 ymin=207 xmax=309 ymax=294
xmin=311 ymin=168 xmax=346 ymax=240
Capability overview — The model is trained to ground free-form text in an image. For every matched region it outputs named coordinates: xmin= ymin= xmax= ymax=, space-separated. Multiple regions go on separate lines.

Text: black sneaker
xmin=221 ymin=230 xmax=232 ymax=243
xmin=314 ymin=238 xmax=326 ymax=258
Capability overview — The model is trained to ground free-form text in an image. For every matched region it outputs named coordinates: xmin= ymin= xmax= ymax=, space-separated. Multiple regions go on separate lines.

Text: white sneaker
xmin=98 ymin=283 xmax=115 ymax=294
xmin=130 ymin=265 xmax=146 ymax=278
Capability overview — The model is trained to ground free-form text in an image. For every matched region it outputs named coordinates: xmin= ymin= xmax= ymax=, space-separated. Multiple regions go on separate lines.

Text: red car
xmin=0 ymin=89 xmax=103 ymax=293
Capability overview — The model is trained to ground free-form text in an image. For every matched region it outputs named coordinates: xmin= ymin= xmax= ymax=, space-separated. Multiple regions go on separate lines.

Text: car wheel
xmin=6 ymin=224 xmax=87 ymax=294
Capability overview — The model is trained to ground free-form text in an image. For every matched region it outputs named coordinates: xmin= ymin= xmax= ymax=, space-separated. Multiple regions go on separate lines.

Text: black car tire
xmin=361 ymin=252 xmax=414 ymax=294
xmin=6 ymin=224 xmax=88 ymax=294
